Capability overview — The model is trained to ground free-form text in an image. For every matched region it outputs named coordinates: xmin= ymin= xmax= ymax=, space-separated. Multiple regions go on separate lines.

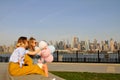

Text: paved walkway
xmin=0 ymin=62 xmax=120 ymax=80
xmin=0 ymin=63 xmax=8 ymax=80
xmin=48 ymin=62 xmax=120 ymax=73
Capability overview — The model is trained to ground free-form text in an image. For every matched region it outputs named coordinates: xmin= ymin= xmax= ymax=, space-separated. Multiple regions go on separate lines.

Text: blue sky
xmin=0 ymin=0 xmax=120 ymax=45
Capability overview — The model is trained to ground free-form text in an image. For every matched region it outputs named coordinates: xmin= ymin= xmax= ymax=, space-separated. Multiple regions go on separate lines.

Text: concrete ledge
xmin=0 ymin=63 xmax=64 ymax=80
xmin=6 ymin=70 xmax=65 ymax=80
xmin=7 ymin=73 xmax=65 ymax=80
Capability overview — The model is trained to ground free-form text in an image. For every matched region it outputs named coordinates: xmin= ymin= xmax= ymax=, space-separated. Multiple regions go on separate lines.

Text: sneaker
xmin=37 ymin=63 xmax=43 ymax=69
xmin=52 ymin=78 xmax=56 ymax=80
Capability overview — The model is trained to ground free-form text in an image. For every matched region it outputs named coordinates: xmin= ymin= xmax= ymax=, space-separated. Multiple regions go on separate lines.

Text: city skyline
xmin=0 ymin=0 xmax=120 ymax=46
xmin=0 ymin=37 xmax=120 ymax=54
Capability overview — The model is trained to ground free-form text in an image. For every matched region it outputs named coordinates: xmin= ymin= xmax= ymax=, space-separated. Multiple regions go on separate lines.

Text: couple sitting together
xmin=8 ymin=36 xmax=55 ymax=77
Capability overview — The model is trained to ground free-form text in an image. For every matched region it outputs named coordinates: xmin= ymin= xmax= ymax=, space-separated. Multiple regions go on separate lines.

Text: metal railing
xmin=53 ymin=50 xmax=120 ymax=63
xmin=0 ymin=50 xmax=120 ymax=63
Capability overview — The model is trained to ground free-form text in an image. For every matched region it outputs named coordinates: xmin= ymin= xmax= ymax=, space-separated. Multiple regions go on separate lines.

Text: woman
xmin=28 ymin=37 xmax=40 ymax=64
xmin=28 ymin=37 xmax=49 ymax=77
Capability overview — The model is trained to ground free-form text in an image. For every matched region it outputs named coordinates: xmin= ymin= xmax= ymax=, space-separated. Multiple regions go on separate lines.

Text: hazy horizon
xmin=0 ymin=0 xmax=120 ymax=46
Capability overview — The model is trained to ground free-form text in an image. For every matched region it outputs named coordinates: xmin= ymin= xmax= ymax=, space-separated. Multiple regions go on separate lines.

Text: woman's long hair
xmin=28 ymin=37 xmax=36 ymax=51
xmin=16 ymin=36 xmax=27 ymax=48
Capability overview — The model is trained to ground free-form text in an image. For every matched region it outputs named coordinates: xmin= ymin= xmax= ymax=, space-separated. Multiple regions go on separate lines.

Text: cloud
xmin=39 ymin=8 xmax=66 ymax=23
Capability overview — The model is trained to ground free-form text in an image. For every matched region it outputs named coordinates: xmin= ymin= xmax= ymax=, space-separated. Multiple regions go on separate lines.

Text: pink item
xmin=38 ymin=41 xmax=55 ymax=64
xmin=39 ymin=46 xmax=53 ymax=63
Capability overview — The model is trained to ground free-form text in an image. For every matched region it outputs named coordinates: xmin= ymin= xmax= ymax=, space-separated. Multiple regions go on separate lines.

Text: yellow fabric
xmin=8 ymin=54 xmax=45 ymax=76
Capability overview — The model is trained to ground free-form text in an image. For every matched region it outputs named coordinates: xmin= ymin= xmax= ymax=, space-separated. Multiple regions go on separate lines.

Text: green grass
xmin=50 ymin=71 xmax=120 ymax=80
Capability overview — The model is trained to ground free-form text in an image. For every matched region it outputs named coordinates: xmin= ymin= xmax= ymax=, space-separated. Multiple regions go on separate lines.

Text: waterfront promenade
xmin=48 ymin=62 xmax=120 ymax=73
xmin=0 ymin=62 xmax=120 ymax=80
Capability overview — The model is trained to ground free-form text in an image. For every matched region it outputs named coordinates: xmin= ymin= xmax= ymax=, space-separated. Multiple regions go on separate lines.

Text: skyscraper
xmin=85 ymin=40 xmax=90 ymax=51
xmin=110 ymin=38 xmax=114 ymax=52
xmin=72 ymin=37 xmax=79 ymax=49
xmin=93 ymin=39 xmax=97 ymax=50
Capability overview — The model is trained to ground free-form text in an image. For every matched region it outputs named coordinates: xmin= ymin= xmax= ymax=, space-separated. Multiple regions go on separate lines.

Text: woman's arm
xmin=27 ymin=48 xmax=40 ymax=55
